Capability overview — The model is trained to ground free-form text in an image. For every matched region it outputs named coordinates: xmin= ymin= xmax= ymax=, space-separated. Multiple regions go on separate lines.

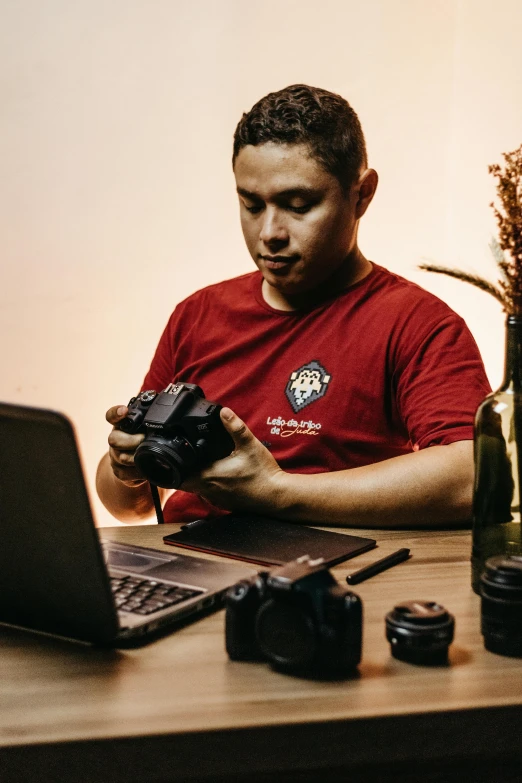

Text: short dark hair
xmin=232 ymin=84 xmax=368 ymax=190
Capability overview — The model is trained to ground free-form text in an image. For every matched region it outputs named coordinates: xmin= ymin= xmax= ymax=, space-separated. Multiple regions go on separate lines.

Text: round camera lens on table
xmin=480 ymin=554 xmax=522 ymax=657
xmin=385 ymin=600 xmax=455 ymax=665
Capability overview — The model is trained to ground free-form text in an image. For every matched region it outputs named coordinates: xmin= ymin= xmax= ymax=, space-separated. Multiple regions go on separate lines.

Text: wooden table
xmin=1 ymin=523 xmax=522 ymax=783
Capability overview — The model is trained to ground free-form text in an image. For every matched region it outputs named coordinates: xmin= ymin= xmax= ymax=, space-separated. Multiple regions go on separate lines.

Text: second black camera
xmin=225 ymin=556 xmax=363 ymax=675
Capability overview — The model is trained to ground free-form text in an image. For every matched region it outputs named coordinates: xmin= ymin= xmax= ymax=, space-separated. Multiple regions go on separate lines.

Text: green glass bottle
xmin=472 ymin=315 xmax=522 ymax=593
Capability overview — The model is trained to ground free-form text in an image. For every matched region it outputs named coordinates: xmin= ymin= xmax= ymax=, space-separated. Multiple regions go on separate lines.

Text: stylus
xmin=345 ymin=548 xmax=411 ymax=585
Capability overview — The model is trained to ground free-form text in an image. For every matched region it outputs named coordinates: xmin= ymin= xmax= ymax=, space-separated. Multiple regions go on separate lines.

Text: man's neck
xmin=261 ymin=249 xmax=372 ymax=312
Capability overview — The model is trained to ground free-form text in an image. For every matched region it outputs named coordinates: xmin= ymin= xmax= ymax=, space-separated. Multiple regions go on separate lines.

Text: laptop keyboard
xmin=110 ymin=575 xmax=203 ymax=615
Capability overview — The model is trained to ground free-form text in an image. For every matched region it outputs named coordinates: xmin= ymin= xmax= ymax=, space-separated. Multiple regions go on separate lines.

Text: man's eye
xmin=244 ymin=203 xmax=263 ymax=214
xmin=288 ymin=204 xmax=312 ymax=214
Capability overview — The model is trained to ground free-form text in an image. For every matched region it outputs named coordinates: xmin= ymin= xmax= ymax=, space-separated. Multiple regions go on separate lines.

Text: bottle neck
xmin=502 ymin=316 xmax=522 ymax=390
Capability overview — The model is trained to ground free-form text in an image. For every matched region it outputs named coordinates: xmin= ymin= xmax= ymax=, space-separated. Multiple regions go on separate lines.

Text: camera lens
xmin=134 ymin=435 xmax=197 ymax=488
xmin=480 ymin=555 xmax=522 ymax=657
xmin=385 ymin=600 xmax=454 ymax=665
xmin=255 ymin=598 xmax=316 ymax=670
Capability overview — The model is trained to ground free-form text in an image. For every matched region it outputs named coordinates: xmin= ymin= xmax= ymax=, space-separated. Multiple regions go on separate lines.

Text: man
xmin=96 ymin=84 xmax=491 ymax=527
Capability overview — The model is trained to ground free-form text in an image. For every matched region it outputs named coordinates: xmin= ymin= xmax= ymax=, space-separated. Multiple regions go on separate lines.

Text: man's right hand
xmin=105 ymin=405 xmax=146 ymax=487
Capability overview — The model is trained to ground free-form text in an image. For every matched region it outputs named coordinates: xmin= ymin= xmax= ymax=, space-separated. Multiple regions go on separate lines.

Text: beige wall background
xmin=2 ymin=0 xmax=521 ymax=526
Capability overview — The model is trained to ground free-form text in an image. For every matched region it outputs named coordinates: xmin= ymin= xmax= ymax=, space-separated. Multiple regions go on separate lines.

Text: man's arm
xmin=181 ymin=408 xmax=474 ymax=528
xmin=269 ymin=440 xmax=473 ymax=527
xmin=96 ymin=405 xmax=169 ymax=523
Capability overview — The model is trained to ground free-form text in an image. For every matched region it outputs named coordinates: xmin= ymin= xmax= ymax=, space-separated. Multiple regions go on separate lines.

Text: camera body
xmin=118 ymin=382 xmax=234 ymax=489
xmin=225 ymin=556 xmax=363 ymax=674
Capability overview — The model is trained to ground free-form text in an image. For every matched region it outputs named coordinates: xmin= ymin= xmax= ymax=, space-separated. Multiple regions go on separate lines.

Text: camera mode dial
xmin=139 ymin=390 xmax=157 ymax=404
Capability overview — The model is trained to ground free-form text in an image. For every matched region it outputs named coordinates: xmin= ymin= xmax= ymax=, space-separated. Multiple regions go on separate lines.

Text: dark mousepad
xmin=163 ymin=513 xmax=376 ymax=567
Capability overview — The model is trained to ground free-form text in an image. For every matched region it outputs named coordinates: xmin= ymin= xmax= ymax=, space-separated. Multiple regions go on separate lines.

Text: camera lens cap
xmin=385 ymin=600 xmax=455 ymax=665
xmin=480 ymin=555 xmax=522 ymax=657
xmin=482 ymin=555 xmax=522 ymax=591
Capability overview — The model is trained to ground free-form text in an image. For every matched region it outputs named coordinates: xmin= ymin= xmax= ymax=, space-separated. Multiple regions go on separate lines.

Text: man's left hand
xmin=180 ymin=407 xmax=285 ymax=512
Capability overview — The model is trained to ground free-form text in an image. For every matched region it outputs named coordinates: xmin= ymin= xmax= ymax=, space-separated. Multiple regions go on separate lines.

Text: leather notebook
xmin=163 ymin=514 xmax=376 ymax=567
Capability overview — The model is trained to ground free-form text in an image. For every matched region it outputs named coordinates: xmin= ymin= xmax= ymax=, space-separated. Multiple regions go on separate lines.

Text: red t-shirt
xmin=142 ymin=264 xmax=491 ymax=523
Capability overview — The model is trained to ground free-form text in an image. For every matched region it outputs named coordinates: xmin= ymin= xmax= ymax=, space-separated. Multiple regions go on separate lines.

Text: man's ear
xmin=354 ymin=168 xmax=378 ymax=219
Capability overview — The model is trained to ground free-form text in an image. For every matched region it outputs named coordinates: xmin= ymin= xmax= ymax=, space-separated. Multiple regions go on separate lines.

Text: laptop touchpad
xmin=105 ymin=547 xmax=176 ymax=572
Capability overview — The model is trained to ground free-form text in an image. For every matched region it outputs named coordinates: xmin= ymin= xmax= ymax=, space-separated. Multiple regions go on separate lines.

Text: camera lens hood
xmin=385 ymin=600 xmax=454 ymax=665
xmin=480 ymin=555 xmax=522 ymax=657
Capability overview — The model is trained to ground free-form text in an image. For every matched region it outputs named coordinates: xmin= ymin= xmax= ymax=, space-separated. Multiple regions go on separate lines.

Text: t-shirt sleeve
xmin=394 ymin=313 xmax=492 ymax=449
xmin=141 ymin=312 xmax=178 ymax=393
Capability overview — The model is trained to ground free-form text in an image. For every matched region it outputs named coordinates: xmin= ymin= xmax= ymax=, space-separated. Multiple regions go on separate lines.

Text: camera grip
xmin=224 ymin=579 xmax=264 ymax=661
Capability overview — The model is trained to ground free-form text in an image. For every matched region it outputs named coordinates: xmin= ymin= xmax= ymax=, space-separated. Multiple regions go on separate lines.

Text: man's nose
xmin=259 ymin=207 xmax=289 ymax=248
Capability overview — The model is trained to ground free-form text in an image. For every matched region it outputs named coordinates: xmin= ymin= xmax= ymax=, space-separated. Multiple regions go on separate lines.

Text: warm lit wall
xmin=2 ymin=0 xmax=521 ymax=526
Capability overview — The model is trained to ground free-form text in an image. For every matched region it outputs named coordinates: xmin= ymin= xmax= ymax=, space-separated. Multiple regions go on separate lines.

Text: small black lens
xmin=140 ymin=454 xmax=178 ymax=487
xmin=385 ymin=600 xmax=454 ymax=665
xmin=134 ymin=435 xmax=196 ymax=488
xmin=480 ymin=555 xmax=522 ymax=657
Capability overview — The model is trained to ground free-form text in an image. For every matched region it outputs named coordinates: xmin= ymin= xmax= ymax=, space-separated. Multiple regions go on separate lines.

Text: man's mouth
xmin=260 ymin=254 xmax=300 ymax=271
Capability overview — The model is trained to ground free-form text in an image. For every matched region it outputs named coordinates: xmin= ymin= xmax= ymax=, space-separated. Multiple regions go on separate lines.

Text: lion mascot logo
xmin=285 ymin=360 xmax=331 ymax=413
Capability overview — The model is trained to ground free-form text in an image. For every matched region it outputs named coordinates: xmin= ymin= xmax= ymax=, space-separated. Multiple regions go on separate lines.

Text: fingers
xmin=106 ymin=404 xmax=129 ymax=426
xmin=106 ymin=404 xmax=144 ymax=463
xmin=108 ymin=430 xmax=144 ymax=469
xmin=108 ymin=435 xmax=146 ymax=486
xmin=220 ymin=407 xmax=252 ymax=448
xmin=109 ymin=459 xmax=146 ymax=486
xmin=107 ymin=427 xmax=144 ymax=453
xmin=106 ymin=404 xmax=146 ymax=486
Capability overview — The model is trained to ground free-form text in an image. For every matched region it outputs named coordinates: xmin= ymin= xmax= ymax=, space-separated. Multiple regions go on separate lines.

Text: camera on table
xmin=118 ymin=382 xmax=234 ymax=489
xmin=225 ymin=555 xmax=363 ymax=675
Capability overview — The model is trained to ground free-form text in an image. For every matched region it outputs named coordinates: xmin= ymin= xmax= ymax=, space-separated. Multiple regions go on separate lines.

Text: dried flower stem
xmin=418 ymin=264 xmax=507 ymax=308
xmin=420 ymin=143 xmax=522 ymax=315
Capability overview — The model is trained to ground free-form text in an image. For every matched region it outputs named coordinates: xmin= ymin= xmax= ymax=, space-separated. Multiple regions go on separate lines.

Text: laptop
xmin=0 ymin=402 xmax=255 ymax=646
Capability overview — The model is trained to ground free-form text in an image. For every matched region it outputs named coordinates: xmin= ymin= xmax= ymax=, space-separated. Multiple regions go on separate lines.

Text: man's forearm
xmin=96 ymin=453 xmax=159 ymax=523
xmin=271 ymin=441 xmax=474 ymax=528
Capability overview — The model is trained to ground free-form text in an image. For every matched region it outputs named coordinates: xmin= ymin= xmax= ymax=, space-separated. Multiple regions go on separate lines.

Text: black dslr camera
xmin=225 ymin=556 xmax=363 ymax=675
xmin=118 ymin=382 xmax=234 ymax=488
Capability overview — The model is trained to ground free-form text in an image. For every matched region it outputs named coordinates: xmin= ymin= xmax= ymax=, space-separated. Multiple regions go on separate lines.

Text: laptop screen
xmin=0 ymin=402 xmax=119 ymax=643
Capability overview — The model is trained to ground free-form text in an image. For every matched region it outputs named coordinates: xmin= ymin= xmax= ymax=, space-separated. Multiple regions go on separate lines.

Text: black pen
xmin=346 ymin=548 xmax=411 ymax=585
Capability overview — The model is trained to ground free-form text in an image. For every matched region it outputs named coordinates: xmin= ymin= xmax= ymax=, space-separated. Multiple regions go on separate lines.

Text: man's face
xmin=234 ymin=142 xmax=361 ymax=306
